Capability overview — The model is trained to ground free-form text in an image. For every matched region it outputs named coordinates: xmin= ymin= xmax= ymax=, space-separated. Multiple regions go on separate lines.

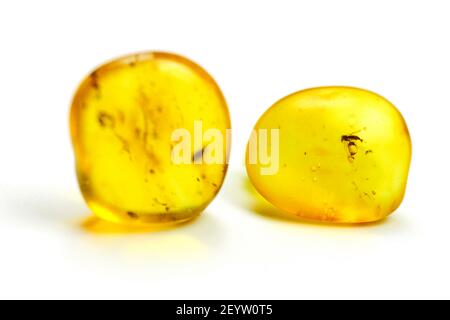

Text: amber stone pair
xmin=70 ymin=52 xmax=411 ymax=225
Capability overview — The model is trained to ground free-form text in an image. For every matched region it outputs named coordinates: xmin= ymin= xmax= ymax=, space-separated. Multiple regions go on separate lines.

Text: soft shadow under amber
xmin=224 ymin=169 xmax=402 ymax=229
xmin=77 ymin=211 xmax=223 ymax=259
xmin=81 ymin=214 xmax=200 ymax=235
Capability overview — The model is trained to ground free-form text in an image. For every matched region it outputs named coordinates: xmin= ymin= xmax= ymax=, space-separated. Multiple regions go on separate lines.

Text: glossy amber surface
xmin=246 ymin=87 xmax=411 ymax=223
xmin=71 ymin=52 xmax=230 ymax=225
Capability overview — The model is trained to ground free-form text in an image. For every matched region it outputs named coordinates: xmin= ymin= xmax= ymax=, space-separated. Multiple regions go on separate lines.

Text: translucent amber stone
xmin=70 ymin=52 xmax=230 ymax=225
xmin=246 ymin=87 xmax=411 ymax=223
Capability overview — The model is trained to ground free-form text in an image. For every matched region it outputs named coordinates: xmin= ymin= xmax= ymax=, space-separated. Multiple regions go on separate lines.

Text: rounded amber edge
xmin=245 ymin=85 xmax=412 ymax=224
xmin=69 ymin=51 xmax=232 ymax=226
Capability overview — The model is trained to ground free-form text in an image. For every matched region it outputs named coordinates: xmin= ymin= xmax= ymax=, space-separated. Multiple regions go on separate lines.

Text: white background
xmin=0 ymin=0 xmax=449 ymax=299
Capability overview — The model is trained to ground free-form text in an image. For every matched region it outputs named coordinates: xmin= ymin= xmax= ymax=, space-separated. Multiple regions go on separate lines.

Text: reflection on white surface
xmin=1 ymin=186 xmax=223 ymax=262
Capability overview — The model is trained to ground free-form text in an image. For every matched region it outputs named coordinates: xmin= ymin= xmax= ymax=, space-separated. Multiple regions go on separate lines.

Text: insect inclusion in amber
xmin=70 ymin=52 xmax=231 ymax=225
xmin=246 ymin=87 xmax=412 ymax=223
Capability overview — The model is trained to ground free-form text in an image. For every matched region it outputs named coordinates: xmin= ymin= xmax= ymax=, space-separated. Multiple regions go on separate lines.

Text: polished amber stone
xmin=246 ymin=87 xmax=411 ymax=223
xmin=70 ymin=52 xmax=230 ymax=225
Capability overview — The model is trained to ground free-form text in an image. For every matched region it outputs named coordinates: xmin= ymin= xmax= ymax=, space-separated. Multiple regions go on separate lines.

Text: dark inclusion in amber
xmin=246 ymin=87 xmax=411 ymax=223
xmin=70 ymin=52 xmax=231 ymax=225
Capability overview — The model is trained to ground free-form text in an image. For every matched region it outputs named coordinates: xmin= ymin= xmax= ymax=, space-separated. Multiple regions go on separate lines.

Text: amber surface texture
xmin=70 ymin=52 xmax=230 ymax=225
xmin=246 ymin=87 xmax=412 ymax=223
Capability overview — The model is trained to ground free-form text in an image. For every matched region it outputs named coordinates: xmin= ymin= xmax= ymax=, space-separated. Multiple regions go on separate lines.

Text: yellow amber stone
xmin=246 ymin=87 xmax=411 ymax=223
xmin=70 ymin=52 xmax=230 ymax=225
